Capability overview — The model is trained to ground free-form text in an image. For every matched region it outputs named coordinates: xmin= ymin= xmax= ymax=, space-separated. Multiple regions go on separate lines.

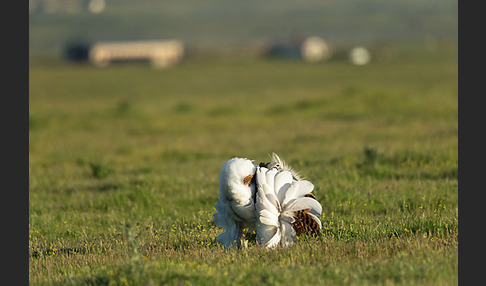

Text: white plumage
xmin=213 ymin=157 xmax=258 ymax=248
xmin=213 ymin=153 xmax=322 ymax=249
xmin=254 ymin=166 xmax=322 ymax=248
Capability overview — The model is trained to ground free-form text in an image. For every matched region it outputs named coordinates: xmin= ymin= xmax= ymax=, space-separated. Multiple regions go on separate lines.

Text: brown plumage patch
xmin=243 ymin=174 xmax=254 ymax=186
xmin=293 ymin=209 xmax=321 ymax=237
xmin=292 ymin=193 xmax=321 ymax=237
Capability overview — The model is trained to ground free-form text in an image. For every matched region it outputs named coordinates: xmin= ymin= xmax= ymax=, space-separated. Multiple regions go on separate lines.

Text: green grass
xmin=29 ymin=44 xmax=457 ymax=285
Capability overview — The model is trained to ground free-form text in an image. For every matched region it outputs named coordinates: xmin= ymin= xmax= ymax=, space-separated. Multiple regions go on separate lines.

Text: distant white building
xmin=88 ymin=40 xmax=185 ymax=68
xmin=301 ymin=36 xmax=332 ymax=62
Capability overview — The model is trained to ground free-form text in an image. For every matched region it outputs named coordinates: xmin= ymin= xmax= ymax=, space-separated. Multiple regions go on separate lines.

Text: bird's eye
xmin=243 ymin=174 xmax=254 ymax=186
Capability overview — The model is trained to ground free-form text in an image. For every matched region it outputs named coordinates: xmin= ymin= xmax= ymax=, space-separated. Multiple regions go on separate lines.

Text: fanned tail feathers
xmin=255 ymin=166 xmax=322 ymax=248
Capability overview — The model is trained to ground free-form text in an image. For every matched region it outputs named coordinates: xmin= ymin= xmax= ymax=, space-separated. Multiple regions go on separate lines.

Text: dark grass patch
xmin=173 ymin=102 xmax=194 ymax=113
xmin=89 ymin=162 xmax=115 ymax=179
xmin=29 ymin=115 xmax=49 ymax=130
xmin=356 ymin=147 xmax=457 ymax=180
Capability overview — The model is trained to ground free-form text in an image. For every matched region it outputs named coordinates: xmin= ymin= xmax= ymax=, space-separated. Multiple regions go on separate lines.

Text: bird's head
xmin=219 ymin=157 xmax=257 ymax=203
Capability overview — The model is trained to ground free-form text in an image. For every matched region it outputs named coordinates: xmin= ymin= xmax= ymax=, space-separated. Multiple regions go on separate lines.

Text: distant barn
xmin=265 ymin=36 xmax=332 ymax=62
xmin=86 ymin=40 xmax=184 ymax=68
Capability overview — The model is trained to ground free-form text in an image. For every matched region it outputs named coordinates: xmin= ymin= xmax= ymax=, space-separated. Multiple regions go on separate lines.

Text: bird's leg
xmin=238 ymin=225 xmax=250 ymax=249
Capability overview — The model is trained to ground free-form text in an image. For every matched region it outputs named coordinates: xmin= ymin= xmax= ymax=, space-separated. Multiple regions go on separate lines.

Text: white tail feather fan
xmin=255 ymin=166 xmax=322 ymax=248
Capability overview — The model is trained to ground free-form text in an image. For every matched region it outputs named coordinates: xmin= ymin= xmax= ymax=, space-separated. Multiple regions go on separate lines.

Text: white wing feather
xmin=307 ymin=212 xmax=323 ymax=231
xmin=274 ymin=171 xmax=293 ymax=203
xmin=259 ymin=209 xmax=279 ymax=227
xmin=286 ymin=197 xmax=322 ymax=215
xmin=281 ymin=180 xmax=314 ymax=206
xmin=265 ymin=168 xmax=278 ymax=190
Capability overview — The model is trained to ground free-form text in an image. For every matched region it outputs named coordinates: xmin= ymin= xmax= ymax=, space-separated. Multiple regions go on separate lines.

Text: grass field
xmin=29 ymin=44 xmax=458 ymax=285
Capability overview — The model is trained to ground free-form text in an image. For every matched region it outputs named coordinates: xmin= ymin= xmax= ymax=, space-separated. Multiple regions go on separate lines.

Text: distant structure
xmin=265 ymin=36 xmax=332 ymax=62
xmin=349 ymin=46 xmax=371 ymax=66
xmin=301 ymin=37 xmax=332 ymax=62
xmin=88 ymin=0 xmax=105 ymax=14
xmin=29 ymin=0 xmax=106 ymax=14
xmin=64 ymin=40 xmax=184 ymax=68
xmin=85 ymin=40 xmax=184 ymax=68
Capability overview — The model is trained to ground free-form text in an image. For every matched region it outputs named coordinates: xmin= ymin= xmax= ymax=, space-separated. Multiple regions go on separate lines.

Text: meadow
xmin=29 ymin=44 xmax=458 ymax=285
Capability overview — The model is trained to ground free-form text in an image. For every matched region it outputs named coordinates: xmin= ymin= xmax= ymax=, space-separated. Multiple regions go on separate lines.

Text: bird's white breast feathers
xmin=218 ymin=157 xmax=257 ymax=220
xmin=213 ymin=157 xmax=258 ymax=248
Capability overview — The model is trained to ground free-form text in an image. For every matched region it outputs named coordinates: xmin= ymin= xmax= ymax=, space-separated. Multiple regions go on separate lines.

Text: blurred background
xmin=29 ymin=0 xmax=459 ymax=169
xmin=29 ymin=0 xmax=458 ymax=64
xmin=29 ymin=0 xmax=459 ymax=178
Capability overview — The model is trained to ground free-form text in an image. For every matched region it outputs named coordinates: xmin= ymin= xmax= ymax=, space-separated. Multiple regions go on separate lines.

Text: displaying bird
xmin=254 ymin=166 xmax=322 ymax=248
xmin=213 ymin=157 xmax=258 ymax=248
xmin=214 ymin=153 xmax=322 ymax=249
